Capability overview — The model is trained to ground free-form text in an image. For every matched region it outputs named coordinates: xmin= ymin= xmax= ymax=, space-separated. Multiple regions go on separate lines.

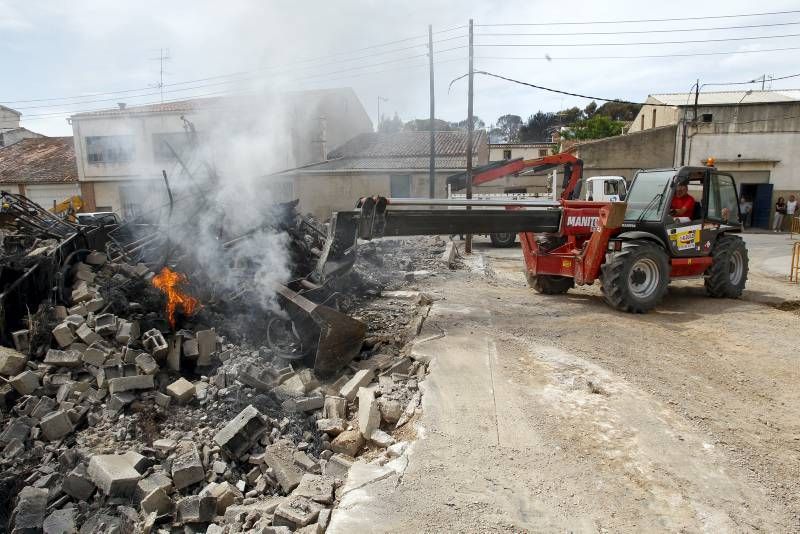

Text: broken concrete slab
xmin=141 ymin=487 xmax=172 ymax=515
xmin=291 ymin=474 xmax=334 ymax=505
xmin=339 ymin=461 xmax=396 ymax=497
xmin=0 ymin=347 xmax=27 ymax=376
xmin=213 ymin=404 xmax=268 ymax=458
xmin=10 ymin=330 xmax=29 ymax=355
xmin=369 ymin=429 xmax=395 ymax=448
xmin=203 ymin=481 xmax=243 ymax=515
xmin=356 ymin=388 xmax=380 ymax=438
xmin=273 ymin=496 xmax=324 ymax=529
xmin=339 ymin=369 xmax=374 ymax=402
xmin=196 ymin=329 xmax=216 ymax=366
xmin=323 ymin=396 xmax=347 ymax=419
xmin=264 ymin=439 xmax=305 ymax=493
xmin=42 ymin=505 xmax=76 ymax=534
xmin=43 ymin=348 xmax=82 ymax=368
xmin=223 ymin=498 xmax=284 ymax=525
xmin=87 ymin=454 xmax=141 ymax=497
xmin=322 ymin=453 xmax=354 ymax=480
xmin=316 ymin=418 xmax=346 ymax=436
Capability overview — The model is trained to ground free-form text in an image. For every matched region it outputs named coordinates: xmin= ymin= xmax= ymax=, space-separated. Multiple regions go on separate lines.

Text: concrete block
xmin=196 ymin=329 xmax=216 ymax=366
xmin=115 ymin=320 xmax=140 ymax=344
xmin=71 ymin=282 xmax=92 ymax=303
xmin=121 ymin=450 xmax=150 ymax=472
xmin=264 ymin=440 xmax=304 ymax=493
xmin=75 ymin=323 xmax=101 ymax=345
xmin=182 ymin=338 xmax=199 ymax=359
xmin=167 ymin=335 xmax=181 ymax=370
xmin=62 ymin=464 xmax=95 ymax=500
xmin=330 ymin=430 xmax=364 ymax=457
xmin=141 ymin=487 xmax=172 ymax=515
xmin=273 ymin=374 xmax=308 ymax=399
xmin=166 ymin=377 xmax=195 ymax=403
xmin=40 ymin=410 xmax=74 ymax=441
xmin=10 ymin=370 xmax=39 ymax=395
xmin=204 ymin=481 xmax=243 ymax=514
xmin=84 ymin=297 xmax=105 ymax=313
xmin=440 ymin=240 xmax=456 ymax=268
xmin=10 ymin=486 xmax=48 ymax=533
xmin=135 ymin=472 xmax=173 ymax=502
xmin=94 ymin=313 xmax=117 ymax=336
xmin=87 ymin=454 xmax=141 ymax=496
xmin=357 ymin=388 xmax=380 ymax=438
xmin=176 ymin=495 xmax=216 ymax=524
xmin=142 ymin=329 xmax=168 ymax=359
xmin=42 ymin=505 xmax=76 ymax=534
xmin=30 ymin=396 xmax=56 ymax=419
xmin=51 ymin=323 xmax=75 ymax=348
xmin=291 ymin=474 xmax=334 ymax=504
xmin=323 ymin=396 xmax=346 ymax=420
xmin=0 ymin=347 xmax=27 ymax=376
xmin=43 ymin=348 xmax=82 ymax=368
xmin=67 ymin=303 xmax=88 ymax=317
xmin=81 ymin=344 xmax=108 ymax=367
xmin=318 ymin=508 xmax=331 ymax=533
xmin=11 ymin=330 xmax=29 ymax=354
xmin=222 ymin=499 xmax=284 ymax=525
xmin=283 ymin=395 xmax=325 ymax=413
xmin=378 ymin=398 xmax=403 ymax=424
xmin=85 ymin=251 xmax=107 ymax=265
xmin=135 ymin=353 xmax=158 ymax=375
xmin=172 ymin=443 xmax=205 ymax=490
xmin=213 ymin=404 xmax=268 ymax=458
xmin=273 ymin=496 xmax=323 ymax=529
xmin=293 ymin=451 xmax=320 ymax=474
xmin=339 ymin=369 xmax=374 ymax=401
xmin=107 ymin=374 xmax=154 ymax=394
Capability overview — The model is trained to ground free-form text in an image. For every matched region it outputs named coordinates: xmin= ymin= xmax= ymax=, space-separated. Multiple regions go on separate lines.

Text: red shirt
xmin=671 ymin=194 xmax=695 ymax=217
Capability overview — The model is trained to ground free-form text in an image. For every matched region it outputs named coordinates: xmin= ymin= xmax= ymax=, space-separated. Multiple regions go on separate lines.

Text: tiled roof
xmin=293 ymin=131 xmax=486 ymax=172
xmin=649 ymin=89 xmax=800 ymax=106
xmin=0 ymin=137 xmax=78 ymax=184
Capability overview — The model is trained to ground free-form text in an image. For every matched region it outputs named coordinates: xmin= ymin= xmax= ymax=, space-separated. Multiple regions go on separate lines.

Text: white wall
xmin=25 ymin=184 xmax=81 ymax=210
xmin=0 ymin=108 xmax=21 ymax=130
xmin=489 ymin=145 xmax=552 ymax=161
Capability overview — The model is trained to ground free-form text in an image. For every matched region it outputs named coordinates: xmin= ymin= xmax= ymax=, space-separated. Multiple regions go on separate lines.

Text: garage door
xmin=25 ymin=184 xmax=81 ymax=210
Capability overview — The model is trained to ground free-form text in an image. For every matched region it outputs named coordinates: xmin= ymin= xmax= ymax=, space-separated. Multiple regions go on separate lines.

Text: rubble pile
xmin=0 ymin=231 xmax=443 ymax=532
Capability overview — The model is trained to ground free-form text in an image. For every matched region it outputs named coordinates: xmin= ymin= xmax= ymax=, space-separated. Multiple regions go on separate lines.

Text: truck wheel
xmin=527 ymin=273 xmax=574 ymax=294
xmin=490 ymin=232 xmax=516 ymax=247
xmin=600 ymin=240 xmax=669 ymax=313
xmin=704 ymin=235 xmax=748 ymax=298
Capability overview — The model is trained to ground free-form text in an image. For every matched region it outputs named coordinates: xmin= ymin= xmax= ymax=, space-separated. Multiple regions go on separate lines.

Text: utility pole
xmin=428 ymin=24 xmax=436 ymax=199
xmin=465 ymin=18 xmax=474 ymax=254
xmin=376 ymin=96 xmax=389 ymax=132
xmin=680 ymin=79 xmax=699 ymax=166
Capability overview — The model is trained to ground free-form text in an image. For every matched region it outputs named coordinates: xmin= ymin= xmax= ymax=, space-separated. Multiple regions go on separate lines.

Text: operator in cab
xmin=670 ymin=181 xmax=695 ymax=223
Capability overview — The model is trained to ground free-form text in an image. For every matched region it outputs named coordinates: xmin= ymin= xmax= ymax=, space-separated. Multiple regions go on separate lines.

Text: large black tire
xmin=600 ymin=240 xmax=669 ymax=313
xmin=704 ymin=235 xmax=748 ymax=298
xmin=527 ymin=273 xmax=574 ymax=294
xmin=489 ymin=232 xmax=516 ymax=248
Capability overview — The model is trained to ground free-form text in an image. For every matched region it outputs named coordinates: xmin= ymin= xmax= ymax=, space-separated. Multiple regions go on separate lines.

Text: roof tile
xmin=0 ymin=137 xmax=78 ymax=184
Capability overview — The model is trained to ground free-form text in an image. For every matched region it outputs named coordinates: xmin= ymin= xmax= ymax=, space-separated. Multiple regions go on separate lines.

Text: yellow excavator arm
xmin=50 ymin=195 xmax=83 ymax=221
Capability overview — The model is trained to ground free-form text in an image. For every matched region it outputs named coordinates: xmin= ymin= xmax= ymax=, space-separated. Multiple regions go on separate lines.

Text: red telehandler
xmin=316 ymin=162 xmax=748 ymax=313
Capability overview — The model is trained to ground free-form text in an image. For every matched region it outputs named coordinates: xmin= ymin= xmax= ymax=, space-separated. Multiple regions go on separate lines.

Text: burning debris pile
xmin=0 ymin=191 xmax=449 ymax=533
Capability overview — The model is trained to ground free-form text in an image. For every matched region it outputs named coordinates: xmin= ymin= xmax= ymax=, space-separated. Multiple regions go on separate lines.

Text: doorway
xmin=740 ymin=183 xmax=773 ymax=229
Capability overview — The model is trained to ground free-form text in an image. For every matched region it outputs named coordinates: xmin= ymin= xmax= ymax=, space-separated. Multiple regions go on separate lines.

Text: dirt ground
xmin=328 ymin=234 xmax=800 ymax=533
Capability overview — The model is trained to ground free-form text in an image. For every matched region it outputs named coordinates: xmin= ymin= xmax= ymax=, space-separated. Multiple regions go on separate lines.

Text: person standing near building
xmin=773 ymin=196 xmax=787 ymax=232
xmin=739 ymin=196 xmax=753 ymax=227
xmin=786 ymin=194 xmax=798 ymax=232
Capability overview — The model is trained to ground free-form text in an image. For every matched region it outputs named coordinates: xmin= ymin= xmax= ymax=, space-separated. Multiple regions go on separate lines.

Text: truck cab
xmin=584 ymin=176 xmax=627 ymax=202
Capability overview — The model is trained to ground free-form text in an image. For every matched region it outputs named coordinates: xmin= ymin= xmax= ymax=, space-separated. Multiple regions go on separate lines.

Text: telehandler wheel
xmin=527 ymin=273 xmax=574 ymax=294
xmin=704 ymin=235 xmax=748 ymax=298
xmin=600 ymin=240 xmax=669 ymax=313
xmin=490 ymin=232 xmax=516 ymax=248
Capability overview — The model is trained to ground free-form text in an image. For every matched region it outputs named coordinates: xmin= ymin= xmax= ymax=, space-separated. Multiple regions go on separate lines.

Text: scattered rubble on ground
xmin=0 ymin=193 xmax=452 ymax=532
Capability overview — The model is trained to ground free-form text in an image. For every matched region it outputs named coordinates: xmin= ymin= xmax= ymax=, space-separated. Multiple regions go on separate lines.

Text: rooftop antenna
xmin=149 ymin=48 xmax=171 ymax=102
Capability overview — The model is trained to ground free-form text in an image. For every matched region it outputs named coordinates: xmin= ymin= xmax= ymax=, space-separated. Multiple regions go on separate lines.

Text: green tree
xmin=562 ymin=115 xmax=624 ymax=140
xmin=493 ymin=114 xmax=523 ymax=142
xmin=594 ymin=101 xmax=641 ymax=121
xmin=583 ymin=101 xmax=598 ymax=118
xmin=450 ymin=116 xmax=486 ymax=131
xmin=519 ymin=111 xmax=557 ymax=142
xmin=378 ymin=112 xmax=403 ymax=133
xmin=403 ymin=118 xmax=453 ymax=131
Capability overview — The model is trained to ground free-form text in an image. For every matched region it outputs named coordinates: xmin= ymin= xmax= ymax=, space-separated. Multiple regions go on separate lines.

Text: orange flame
xmin=151 ymin=267 xmax=201 ymax=328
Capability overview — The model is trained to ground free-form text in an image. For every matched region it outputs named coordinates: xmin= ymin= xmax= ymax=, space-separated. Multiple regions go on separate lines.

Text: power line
xmin=475 ymin=45 xmax=800 ymax=61
xmin=475 ymin=9 xmax=800 ymax=27
xmin=476 ymin=19 xmax=800 ymax=36
xmin=0 ymin=34 xmax=466 ymax=105
xmin=450 ymin=70 xmax=676 ymax=106
xmin=474 ymin=32 xmax=800 ymax=47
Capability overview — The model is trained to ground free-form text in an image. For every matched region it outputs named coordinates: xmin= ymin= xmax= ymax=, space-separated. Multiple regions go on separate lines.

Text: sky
xmin=2 ymin=0 xmax=800 ymax=136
